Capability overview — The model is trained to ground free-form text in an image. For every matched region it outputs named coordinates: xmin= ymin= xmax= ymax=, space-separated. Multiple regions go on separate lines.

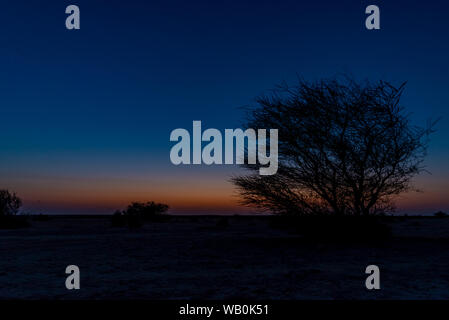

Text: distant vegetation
xmin=112 ymin=201 xmax=170 ymax=228
xmin=0 ymin=189 xmax=22 ymax=215
xmin=434 ymin=211 xmax=447 ymax=218
xmin=0 ymin=189 xmax=29 ymax=229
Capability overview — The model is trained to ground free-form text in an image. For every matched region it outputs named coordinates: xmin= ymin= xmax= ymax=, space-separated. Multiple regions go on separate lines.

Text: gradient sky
xmin=0 ymin=0 xmax=448 ymax=214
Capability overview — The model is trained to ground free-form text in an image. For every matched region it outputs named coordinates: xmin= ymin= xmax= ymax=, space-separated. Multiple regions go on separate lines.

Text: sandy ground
xmin=1 ymin=216 xmax=449 ymax=300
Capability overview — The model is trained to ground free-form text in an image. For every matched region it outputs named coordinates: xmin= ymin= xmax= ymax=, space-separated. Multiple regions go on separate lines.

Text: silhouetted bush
xmin=0 ymin=190 xmax=29 ymax=229
xmin=0 ymin=189 xmax=22 ymax=216
xmin=124 ymin=202 xmax=169 ymax=221
xmin=270 ymin=216 xmax=391 ymax=242
xmin=111 ymin=201 xmax=170 ymax=228
xmin=434 ymin=211 xmax=447 ymax=218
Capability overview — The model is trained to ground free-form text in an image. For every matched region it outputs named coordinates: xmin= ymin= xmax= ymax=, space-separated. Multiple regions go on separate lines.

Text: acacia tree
xmin=232 ymin=78 xmax=434 ymax=216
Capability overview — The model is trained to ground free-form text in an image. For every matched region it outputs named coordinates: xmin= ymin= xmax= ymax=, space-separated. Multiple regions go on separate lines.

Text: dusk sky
xmin=0 ymin=0 xmax=448 ymax=214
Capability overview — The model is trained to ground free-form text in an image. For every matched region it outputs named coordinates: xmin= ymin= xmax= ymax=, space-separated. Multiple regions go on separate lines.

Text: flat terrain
xmin=1 ymin=215 xmax=449 ymax=299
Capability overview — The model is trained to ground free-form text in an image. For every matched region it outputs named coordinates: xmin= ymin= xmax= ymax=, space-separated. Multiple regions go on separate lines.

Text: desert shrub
xmin=0 ymin=190 xmax=29 ymax=229
xmin=434 ymin=211 xmax=447 ymax=218
xmin=124 ymin=202 xmax=169 ymax=221
xmin=111 ymin=201 xmax=170 ymax=228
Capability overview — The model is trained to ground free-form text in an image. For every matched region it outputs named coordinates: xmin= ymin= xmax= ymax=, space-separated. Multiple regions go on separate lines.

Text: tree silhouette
xmin=0 ymin=190 xmax=22 ymax=216
xmin=232 ymin=78 xmax=435 ymax=216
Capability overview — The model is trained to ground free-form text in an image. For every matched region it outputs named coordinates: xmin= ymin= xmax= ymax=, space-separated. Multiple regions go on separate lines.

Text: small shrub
xmin=111 ymin=201 xmax=170 ymax=228
xmin=125 ymin=202 xmax=169 ymax=221
xmin=434 ymin=211 xmax=447 ymax=218
xmin=0 ymin=190 xmax=22 ymax=216
xmin=0 ymin=190 xmax=29 ymax=229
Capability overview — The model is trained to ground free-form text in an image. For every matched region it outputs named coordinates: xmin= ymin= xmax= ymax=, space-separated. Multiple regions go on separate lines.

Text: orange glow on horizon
xmin=7 ymin=167 xmax=449 ymax=215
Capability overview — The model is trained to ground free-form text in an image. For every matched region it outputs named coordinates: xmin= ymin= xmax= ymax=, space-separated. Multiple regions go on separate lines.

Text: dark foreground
xmin=1 ymin=215 xmax=449 ymax=299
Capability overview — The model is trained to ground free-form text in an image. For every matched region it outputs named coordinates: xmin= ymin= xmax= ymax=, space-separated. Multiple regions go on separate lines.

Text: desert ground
xmin=1 ymin=215 xmax=449 ymax=299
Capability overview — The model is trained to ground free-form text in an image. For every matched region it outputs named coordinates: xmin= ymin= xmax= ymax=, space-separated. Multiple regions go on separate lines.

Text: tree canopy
xmin=232 ymin=78 xmax=434 ymax=216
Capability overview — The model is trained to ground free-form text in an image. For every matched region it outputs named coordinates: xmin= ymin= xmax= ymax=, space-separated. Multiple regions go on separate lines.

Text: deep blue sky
xmin=0 ymin=0 xmax=448 ymax=214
